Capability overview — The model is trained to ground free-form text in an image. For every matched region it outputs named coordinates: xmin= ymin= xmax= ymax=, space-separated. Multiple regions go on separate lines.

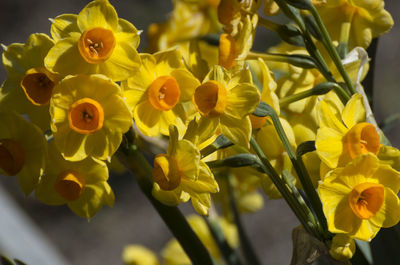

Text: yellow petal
xmin=225 ymin=83 xmax=260 ymax=119
xmin=134 ymin=100 xmax=162 ymax=137
xmin=316 ymin=127 xmax=344 ymax=168
xmin=370 ymin=187 xmax=400 ymax=229
xmin=77 ymin=0 xmax=118 ymax=32
xmin=318 ymin=100 xmax=347 ymax=134
xmin=171 ymin=69 xmax=201 ymax=102
xmin=99 ymin=41 xmax=141 ymax=81
xmin=220 ymin=114 xmax=252 ymax=148
xmin=342 ymin=93 xmax=365 ymax=128
xmin=174 ymin=140 xmax=200 ymax=180
xmin=50 ymin=14 xmax=79 ymax=41
xmin=152 ymin=183 xmax=181 ymax=206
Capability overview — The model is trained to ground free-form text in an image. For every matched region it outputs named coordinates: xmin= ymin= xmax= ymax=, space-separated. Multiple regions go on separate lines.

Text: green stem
xmin=257 ymin=16 xmax=279 ymax=31
xmin=256 ymin=103 xmax=329 ymax=239
xmin=204 ymin=217 xmax=244 ymax=265
xmin=247 ymin=51 xmax=317 ymax=69
xmin=117 ymin=142 xmax=217 ymax=265
xmin=279 ymin=82 xmax=350 ymax=107
xmin=309 ymin=4 xmax=356 ymax=95
xmin=250 ymin=138 xmax=319 ymax=238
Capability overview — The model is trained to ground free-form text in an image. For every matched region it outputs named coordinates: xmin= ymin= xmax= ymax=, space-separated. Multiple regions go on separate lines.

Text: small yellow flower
xmin=35 ymin=142 xmax=114 ymax=218
xmin=193 ymin=66 xmax=260 ymax=147
xmin=50 ymin=74 xmax=132 ymax=161
xmin=0 ymin=110 xmax=46 ymax=195
xmin=122 ymin=245 xmax=160 ymax=265
xmin=318 ymin=154 xmax=400 ymax=241
xmin=0 ymin=33 xmax=59 ymax=131
xmin=122 ymin=49 xmax=199 ymax=137
xmin=162 ymin=215 xmax=238 ymax=265
xmin=151 ymin=126 xmax=219 ymax=215
xmin=45 ymin=0 xmax=141 ymax=81
xmin=316 ymin=0 xmax=394 ymax=49
xmin=315 ymin=93 xmax=381 ymax=169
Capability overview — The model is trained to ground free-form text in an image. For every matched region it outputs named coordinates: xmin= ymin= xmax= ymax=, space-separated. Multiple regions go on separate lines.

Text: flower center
xmin=68 ymin=98 xmax=104 ymax=134
xmin=348 ymin=182 xmax=384 ymax=219
xmin=148 ymin=76 xmax=181 ymax=111
xmin=78 ymin=27 xmax=116 ymax=64
xmin=0 ymin=139 xmax=25 ymax=176
xmin=20 ymin=67 xmax=56 ymax=106
xmin=194 ymin=80 xmax=228 ymax=118
xmin=344 ymin=122 xmax=380 ymax=159
xmin=153 ymin=154 xmax=181 ymax=191
xmin=54 ymin=170 xmax=86 ymax=201
xmin=219 ymin=33 xmax=237 ymax=70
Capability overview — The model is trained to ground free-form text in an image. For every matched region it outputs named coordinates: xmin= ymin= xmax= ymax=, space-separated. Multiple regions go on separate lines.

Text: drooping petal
xmin=220 ymin=114 xmax=252 ymax=148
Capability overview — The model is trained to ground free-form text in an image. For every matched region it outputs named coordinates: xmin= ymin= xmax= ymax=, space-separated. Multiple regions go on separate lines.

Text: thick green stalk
xmin=117 ymin=141 xmax=217 ymax=265
xmin=256 ymin=103 xmax=329 ymax=239
xmin=250 ymin=138 xmax=319 ymax=238
xmin=308 ymin=4 xmax=356 ymax=95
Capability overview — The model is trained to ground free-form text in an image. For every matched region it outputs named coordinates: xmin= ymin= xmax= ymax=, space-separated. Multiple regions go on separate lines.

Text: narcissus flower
xmin=122 ymin=245 xmax=159 ymax=265
xmin=122 ymin=49 xmax=199 ymax=137
xmin=36 ymin=143 xmax=114 ymax=218
xmin=151 ymin=126 xmax=219 ymax=215
xmin=45 ymin=0 xmax=141 ymax=81
xmin=162 ymin=215 xmax=238 ymax=265
xmin=50 ymin=74 xmax=132 ymax=161
xmin=0 ymin=110 xmax=46 ymax=195
xmin=193 ymin=66 xmax=260 ymax=148
xmin=318 ymin=154 xmax=400 ymax=241
xmin=0 ymin=33 xmax=58 ymax=131
xmin=316 ymin=0 xmax=394 ymax=49
xmin=316 ymin=93 xmax=382 ymax=169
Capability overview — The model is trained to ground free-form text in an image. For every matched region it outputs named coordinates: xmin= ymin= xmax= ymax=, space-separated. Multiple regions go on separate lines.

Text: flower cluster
xmin=1 ymin=0 xmax=399 ymax=263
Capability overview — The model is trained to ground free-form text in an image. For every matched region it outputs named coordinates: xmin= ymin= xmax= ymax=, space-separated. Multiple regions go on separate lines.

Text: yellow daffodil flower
xmin=122 ymin=245 xmax=160 ymax=265
xmin=315 ymin=93 xmax=379 ymax=169
xmin=50 ymin=74 xmax=132 ymax=161
xmin=0 ymin=110 xmax=46 ymax=195
xmin=162 ymin=215 xmax=238 ymax=265
xmin=122 ymin=49 xmax=199 ymax=137
xmin=316 ymin=0 xmax=394 ymax=49
xmin=318 ymin=153 xmax=400 ymax=241
xmin=45 ymin=0 xmax=141 ymax=81
xmin=36 ymin=142 xmax=114 ymax=218
xmin=0 ymin=33 xmax=59 ymax=131
xmin=151 ymin=126 xmax=219 ymax=215
xmin=193 ymin=66 xmax=260 ymax=148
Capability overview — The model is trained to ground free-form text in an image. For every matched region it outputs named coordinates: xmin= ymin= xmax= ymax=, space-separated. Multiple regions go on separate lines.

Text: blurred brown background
xmin=0 ymin=1 xmax=399 ymax=265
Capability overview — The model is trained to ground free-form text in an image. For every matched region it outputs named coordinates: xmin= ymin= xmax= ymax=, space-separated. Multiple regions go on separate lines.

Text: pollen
xmin=78 ymin=27 xmax=116 ymax=64
xmin=20 ymin=67 xmax=56 ymax=106
xmin=54 ymin=169 xmax=86 ymax=201
xmin=344 ymin=122 xmax=381 ymax=159
xmin=348 ymin=182 xmax=384 ymax=219
xmin=193 ymin=80 xmax=227 ymax=118
xmin=148 ymin=76 xmax=181 ymax=111
xmin=68 ymin=98 xmax=104 ymax=134
xmin=0 ymin=139 xmax=25 ymax=176
xmin=153 ymin=154 xmax=181 ymax=191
